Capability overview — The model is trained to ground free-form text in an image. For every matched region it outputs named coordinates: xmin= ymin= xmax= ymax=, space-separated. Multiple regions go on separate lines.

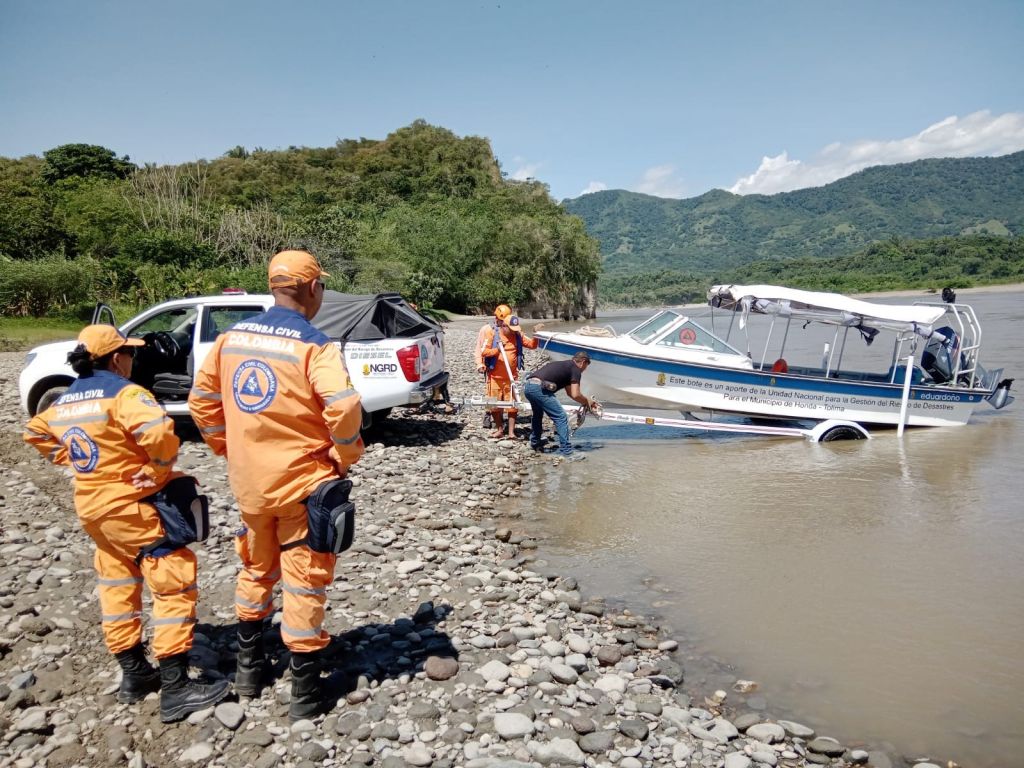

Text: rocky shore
xmin=0 ymin=324 xmax=922 ymax=768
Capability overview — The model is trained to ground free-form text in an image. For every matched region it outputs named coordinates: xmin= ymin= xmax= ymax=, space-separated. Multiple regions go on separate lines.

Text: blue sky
xmin=2 ymin=0 xmax=1022 ymax=200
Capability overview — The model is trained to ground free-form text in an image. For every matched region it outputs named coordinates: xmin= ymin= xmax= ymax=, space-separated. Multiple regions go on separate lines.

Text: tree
xmin=41 ymin=144 xmax=135 ymax=185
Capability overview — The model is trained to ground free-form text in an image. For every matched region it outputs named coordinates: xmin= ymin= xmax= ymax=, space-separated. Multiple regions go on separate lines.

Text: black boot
xmin=159 ymin=653 xmax=230 ymax=723
xmin=234 ymin=619 xmax=266 ymax=698
xmin=288 ymin=651 xmax=324 ymax=721
xmin=114 ymin=643 xmax=161 ymax=704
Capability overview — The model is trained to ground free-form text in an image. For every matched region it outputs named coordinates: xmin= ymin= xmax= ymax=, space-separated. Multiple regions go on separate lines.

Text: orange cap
xmin=77 ymin=325 xmax=145 ymax=359
xmin=268 ymin=250 xmax=330 ymax=289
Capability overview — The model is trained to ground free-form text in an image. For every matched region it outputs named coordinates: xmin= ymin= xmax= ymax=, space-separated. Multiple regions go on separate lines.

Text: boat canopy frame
xmin=705 ymin=284 xmax=985 ymax=387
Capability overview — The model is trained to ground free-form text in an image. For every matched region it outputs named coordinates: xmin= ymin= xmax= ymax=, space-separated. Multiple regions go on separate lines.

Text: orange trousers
xmin=82 ymin=502 xmax=198 ymax=659
xmin=234 ymin=501 xmax=336 ymax=653
xmin=486 ymin=374 xmax=519 ymax=417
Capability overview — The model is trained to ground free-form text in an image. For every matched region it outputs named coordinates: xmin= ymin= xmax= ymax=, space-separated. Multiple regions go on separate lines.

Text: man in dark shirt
xmin=524 ymin=351 xmax=598 ymax=461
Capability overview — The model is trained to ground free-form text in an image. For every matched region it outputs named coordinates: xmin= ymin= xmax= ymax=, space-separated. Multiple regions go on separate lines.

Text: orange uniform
xmin=189 ymin=305 xmax=364 ymax=652
xmin=477 ymin=323 xmax=538 ymax=403
xmin=23 ymin=370 xmax=197 ymax=658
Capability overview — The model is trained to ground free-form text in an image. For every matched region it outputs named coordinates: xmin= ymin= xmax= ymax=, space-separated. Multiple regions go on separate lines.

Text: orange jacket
xmin=23 ymin=371 xmax=179 ymax=522
xmin=477 ymin=324 xmax=538 ymax=380
xmin=189 ymin=305 xmax=364 ymax=511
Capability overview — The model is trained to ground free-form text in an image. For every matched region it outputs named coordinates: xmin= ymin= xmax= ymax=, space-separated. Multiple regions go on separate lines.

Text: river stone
xmin=777 ymin=719 xmax=815 ymax=738
xmin=808 ymin=736 xmax=846 ymax=756
xmin=479 ymin=660 xmax=511 ymax=682
xmin=724 ymin=754 xmax=752 ymax=768
xmin=617 ymin=719 xmax=649 ymax=741
xmin=595 ymin=646 xmax=621 ymax=666
xmin=239 ymin=727 xmax=275 ymax=747
xmin=494 ymin=712 xmax=535 ymax=739
xmin=425 ymin=656 xmax=459 ymax=680
xmin=672 ymin=742 xmax=693 ymax=762
xmin=299 ymin=741 xmax=329 ymax=762
xmin=594 ymin=674 xmax=626 ymax=694
xmin=529 ymin=736 xmax=586 ymax=764
xmin=409 ymin=701 xmax=441 ymax=720
xmin=372 ymin=722 xmax=401 ymax=740
xmin=403 ymin=745 xmax=434 ymax=766
xmin=215 ymin=701 xmax=245 ymax=730
xmin=579 ymin=730 xmax=616 ymax=754
xmin=734 ymin=712 xmax=762 ymax=731
xmin=14 ymin=707 xmax=48 ymax=731
xmin=661 ymin=706 xmax=692 ymax=730
xmin=548 ymin=664 xmax=579 ymax=685
xmin=751 ymin=751 xmax=778 ymax=766
xmin=570 ymin=716 xmax=595 ymax=735
xmin=180 ymin=742 xmax=214 ymax=763
xmin=746 ymin=723 xmax=785 ymax=743
xmin=848 ymin=749 xmax=870 ymax=764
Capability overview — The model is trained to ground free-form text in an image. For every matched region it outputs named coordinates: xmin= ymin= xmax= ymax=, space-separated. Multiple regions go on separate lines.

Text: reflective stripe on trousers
xmin=83 ymin=501 xmax=198 ymax=659
xmin=235 ymin=501 xmax=336 ymax=653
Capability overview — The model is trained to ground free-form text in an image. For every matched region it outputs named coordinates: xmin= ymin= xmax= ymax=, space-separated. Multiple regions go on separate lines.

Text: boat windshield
xmin=628 ymin=311 xmax=682 ymax=344
xmin=656 ymin=319 xmax=742 ymax=355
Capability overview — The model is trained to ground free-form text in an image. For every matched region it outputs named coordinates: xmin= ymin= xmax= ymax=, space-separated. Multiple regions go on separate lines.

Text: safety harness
xmin=485 ymin=323 xmax=524 ymax=371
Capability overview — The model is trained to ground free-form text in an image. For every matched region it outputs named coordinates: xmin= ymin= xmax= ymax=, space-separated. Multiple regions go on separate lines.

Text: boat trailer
xmin=453 ymin=396 xmax=870 ymax=443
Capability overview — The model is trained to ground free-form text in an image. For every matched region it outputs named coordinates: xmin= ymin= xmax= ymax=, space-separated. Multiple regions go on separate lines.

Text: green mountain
xmin=564 ymin=152 xmax=1024 ymax=276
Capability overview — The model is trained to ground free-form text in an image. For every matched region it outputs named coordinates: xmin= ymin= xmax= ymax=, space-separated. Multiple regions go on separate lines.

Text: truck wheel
xmin=361 ymin=407 xmax=392 ymax=431
xmin=35 ymin=385 xmax=68 ymax=415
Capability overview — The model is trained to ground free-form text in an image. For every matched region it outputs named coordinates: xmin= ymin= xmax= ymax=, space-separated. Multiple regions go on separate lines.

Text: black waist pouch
xmin=302 ymin=478 xmax=355 ymax=555
xmin=136 ymin=476 xmax=210 ymax=563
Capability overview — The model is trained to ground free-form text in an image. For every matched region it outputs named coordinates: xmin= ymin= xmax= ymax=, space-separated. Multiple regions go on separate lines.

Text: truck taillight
xmin=396 ymin=344 xmax=421 ymax=382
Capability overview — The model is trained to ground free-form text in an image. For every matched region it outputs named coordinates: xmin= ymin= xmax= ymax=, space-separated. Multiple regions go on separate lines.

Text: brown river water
xmin=510 ymin=289 xmax=1024 ymax=767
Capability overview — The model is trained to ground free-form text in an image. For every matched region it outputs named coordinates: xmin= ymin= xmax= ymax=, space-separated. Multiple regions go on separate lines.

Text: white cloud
xmin=729 ymin=110 xmax=1024 ymax=195
xmin=579 ymin=181 xmax=608 ymax=196
xmin=634 ymin=164 xmax=686 ymax=198
xmin=509 ymin=160 xmax=542 ymax=181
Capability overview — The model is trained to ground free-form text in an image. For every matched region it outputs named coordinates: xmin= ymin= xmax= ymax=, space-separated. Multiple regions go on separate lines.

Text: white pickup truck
xmin=18 ymin=290 xmax=449 ymax=428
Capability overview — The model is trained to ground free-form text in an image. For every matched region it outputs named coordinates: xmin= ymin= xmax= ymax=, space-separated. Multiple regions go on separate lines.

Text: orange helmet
xmin=494 ymin=304 xmax=512 ymax=322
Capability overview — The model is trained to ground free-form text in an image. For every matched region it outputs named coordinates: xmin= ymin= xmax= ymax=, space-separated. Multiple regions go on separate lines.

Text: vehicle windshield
xmin=628 ymin=311 xmax=683 ymax=344
xmin=656 ymin=319 xmax=743 ymax=355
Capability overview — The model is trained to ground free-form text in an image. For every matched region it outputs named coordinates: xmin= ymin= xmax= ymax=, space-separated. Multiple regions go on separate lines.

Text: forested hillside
xmin=564 ymin=152 xmax=1024 ymax=305
xmin=565 ymin=152 xmax=1024 ymax=274
xmin=600 ymin=235 xmax=1024 ymax=306
xmin=0 ymin=121 xmax=601 ymax=318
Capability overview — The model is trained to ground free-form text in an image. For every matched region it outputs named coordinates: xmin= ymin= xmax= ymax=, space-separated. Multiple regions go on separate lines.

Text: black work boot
xmin=114 ymin=643 xmax=161 ymax=704
xmin=158 ymin=653 xmax=230 ymax=723
xmin=234 ymin=619 xmax=266 ymax=698
xmin=288 ymin=651 xmax=324 ymax=721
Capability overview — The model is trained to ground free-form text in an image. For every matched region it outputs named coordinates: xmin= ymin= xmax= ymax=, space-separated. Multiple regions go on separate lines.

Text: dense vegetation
xmin=563 ymin=152 xmax=1024 ymax=305
xmin=600 ymin=235 xmax=1024 ymax=306
xmin=0 ymin=122 xmax=601 ymax=318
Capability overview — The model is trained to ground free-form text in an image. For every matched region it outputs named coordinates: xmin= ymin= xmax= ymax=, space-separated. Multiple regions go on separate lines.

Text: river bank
xmin=0 ymin=328 xmax=919 ymax=768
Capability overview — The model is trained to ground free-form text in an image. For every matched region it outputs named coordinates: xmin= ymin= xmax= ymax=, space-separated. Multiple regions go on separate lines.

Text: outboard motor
xmin=988 ymin=378 xmax=1015 ymax=410
xmin=921 ymin=326 xmax=960 ymax=384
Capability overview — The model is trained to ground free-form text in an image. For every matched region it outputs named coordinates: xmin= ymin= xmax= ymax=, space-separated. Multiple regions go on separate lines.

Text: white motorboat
xmin=533 ymin=284 xmax=1014 ymax=429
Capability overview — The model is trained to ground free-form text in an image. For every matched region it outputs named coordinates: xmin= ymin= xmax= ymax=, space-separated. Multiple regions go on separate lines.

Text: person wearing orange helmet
xmin=189 ymin=249 xmax=364 ymax=720
xmin=474 ymin=304 xmax=539 ymax=439
xmin=24 ymin=325 xmax=229 ymax=723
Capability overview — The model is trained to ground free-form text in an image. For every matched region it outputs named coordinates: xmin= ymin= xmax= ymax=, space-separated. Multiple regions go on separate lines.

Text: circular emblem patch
xmin=232 ymin=359 xmax=278 ymax=413
xmin=63 ymin=427 xmax=99 ymax=473
xmin=679 ymin=328 xmax=697 ymax=345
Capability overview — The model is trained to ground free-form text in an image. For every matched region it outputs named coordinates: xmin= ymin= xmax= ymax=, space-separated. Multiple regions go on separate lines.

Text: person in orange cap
xmin=474 ymin=304 xmax=539 ymax=439
xmin=189 ymin=248 xmax=365 ymax=720
xmin=23 ymin=325 xmax=229 ymax=723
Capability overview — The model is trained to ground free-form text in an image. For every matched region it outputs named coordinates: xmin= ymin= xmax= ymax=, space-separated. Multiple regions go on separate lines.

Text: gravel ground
xmin=0 ymin=324 xmax=905 ymax=768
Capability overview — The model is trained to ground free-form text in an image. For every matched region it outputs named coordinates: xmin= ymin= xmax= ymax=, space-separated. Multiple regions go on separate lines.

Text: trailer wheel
xmin=818 ymin=424 xmax=868 ymax=442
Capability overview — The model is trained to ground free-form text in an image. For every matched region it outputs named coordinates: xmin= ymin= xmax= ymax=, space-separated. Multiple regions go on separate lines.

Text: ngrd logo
xmin=362 ymin=362 xmax=399 ymax=376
